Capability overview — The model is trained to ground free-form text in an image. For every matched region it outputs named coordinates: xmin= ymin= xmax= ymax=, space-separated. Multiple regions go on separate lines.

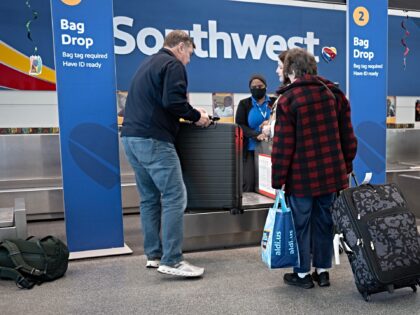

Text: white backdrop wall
xmin=0 ymin=91 xmax=58 ymax=128
xmin=0 ymin=91 xmax=252 ymax=128
xmin=2 ymin=92 xmax=420 ymax=128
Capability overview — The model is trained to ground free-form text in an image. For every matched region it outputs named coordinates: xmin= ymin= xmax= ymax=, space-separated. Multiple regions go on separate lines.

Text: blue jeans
xmin=287 ymin=193 xmax=335 ymax=273
xmin=122 ymin=136 xmax=187 ymax=266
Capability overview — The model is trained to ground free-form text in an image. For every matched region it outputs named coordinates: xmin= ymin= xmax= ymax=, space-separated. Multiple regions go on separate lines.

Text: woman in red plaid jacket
xmin=271 ymin=48 xmax=357 ymax=289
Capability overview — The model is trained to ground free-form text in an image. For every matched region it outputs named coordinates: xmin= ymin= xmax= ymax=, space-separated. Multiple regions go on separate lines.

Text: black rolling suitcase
xmin=176 ymin=122 xmax=243 ymax=213
xmin=331 ymin=174 xmax=420 ymax=301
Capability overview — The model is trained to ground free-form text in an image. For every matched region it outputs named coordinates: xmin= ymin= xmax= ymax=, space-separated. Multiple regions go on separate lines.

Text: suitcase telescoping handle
xmin=350 ymin=172 xmax=373 ymax=187
xmin=179 ymin=115 xmax=220 ymax=125
xmin=350 ymin=172 xmax=359 ymax=186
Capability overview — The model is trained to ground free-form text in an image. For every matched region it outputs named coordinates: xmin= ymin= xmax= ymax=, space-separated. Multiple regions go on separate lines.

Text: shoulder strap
xmin=1 ymin=240 xmax=45 ymax=277
xmin=317 ymin=80 xmax=337 ymax=101
xmin=271 ymin=95 xmax=281 ymax=113
xmin=0 ymin=266 xmax=36 ymax=289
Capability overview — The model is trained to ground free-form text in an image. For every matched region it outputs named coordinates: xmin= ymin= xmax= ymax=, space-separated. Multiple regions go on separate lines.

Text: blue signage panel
xmin=2 ymin=1 xmax=419 ymax=96
xmin=50 ymin=0 xmax=124 ymax=252
xmin=347 ymin=0 xmax=388 ymax=184
xmin=113 ymin=0 xmax=346 ymax=93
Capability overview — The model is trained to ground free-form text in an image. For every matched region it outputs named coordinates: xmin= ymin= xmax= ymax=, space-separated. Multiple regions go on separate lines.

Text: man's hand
xmin=196 ymin=108 xmax=207 ymax=114
xmin=194 ymin=109 xmax=211 ymax=127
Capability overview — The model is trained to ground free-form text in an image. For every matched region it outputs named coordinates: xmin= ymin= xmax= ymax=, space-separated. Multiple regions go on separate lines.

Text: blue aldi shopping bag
xmin=261 ymin=190 xmax=300 ymax=269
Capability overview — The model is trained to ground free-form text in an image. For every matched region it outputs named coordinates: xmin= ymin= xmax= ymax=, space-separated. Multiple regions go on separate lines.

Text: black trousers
xmin=287 ymin=193 xmax=335 ymax=273
xmin=243 ymin=150 xmax=255 ymax=192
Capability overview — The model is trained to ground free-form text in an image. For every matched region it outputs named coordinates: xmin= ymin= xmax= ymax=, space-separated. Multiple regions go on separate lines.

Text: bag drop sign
xmin=51 ymin=0 xmax=125 ymax=252
xmin=60 ymin=19 xmax=94 ymax=49
xmin=347 ymin=0 xmax=387 ymax=184
xmin=353 ymin=37 xmax=374 ymax=61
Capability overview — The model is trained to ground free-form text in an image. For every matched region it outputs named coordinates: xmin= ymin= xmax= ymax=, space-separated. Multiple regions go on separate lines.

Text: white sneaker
xmin=146 ymin=259 xmax=160 ymax=268
xmin=157 ymin=261 xmax=204 ymax=277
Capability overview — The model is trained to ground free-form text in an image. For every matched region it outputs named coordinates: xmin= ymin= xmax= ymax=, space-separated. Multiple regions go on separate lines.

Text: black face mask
xmin=250 ymin=88 xmax=266 ymax=100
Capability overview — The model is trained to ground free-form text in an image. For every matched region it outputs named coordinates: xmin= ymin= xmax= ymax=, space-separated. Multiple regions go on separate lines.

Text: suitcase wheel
xmin=362 ymin=291 xmax=371 ymax=302
xmin=386 ymin=284 xmax=395 ymax=294
xmin=411 ymin=285 xmax=417 ymax=293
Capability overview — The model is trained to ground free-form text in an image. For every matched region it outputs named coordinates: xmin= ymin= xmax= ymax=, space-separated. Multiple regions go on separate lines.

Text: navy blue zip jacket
xmin=121 ymin=48 xmax=200 ymax=143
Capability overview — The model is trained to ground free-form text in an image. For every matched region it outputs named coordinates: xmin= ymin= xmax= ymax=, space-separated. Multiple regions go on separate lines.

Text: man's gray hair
xmin=163 ymin=30 xmax=195 ymax=49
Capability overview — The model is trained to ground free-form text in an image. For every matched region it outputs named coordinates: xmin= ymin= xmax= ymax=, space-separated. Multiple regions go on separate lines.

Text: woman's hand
xmin=262 ymin=124 xmax=271 ymax=137
xmin=256 ymin=133 xmax=267 ymax=141
xmin=259 ymin=120 xmax=270 ymax=130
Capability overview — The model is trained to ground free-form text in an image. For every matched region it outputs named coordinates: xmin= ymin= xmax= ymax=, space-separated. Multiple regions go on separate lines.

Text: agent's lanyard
xmin=257 ymin=103 xmax=268 ymax=119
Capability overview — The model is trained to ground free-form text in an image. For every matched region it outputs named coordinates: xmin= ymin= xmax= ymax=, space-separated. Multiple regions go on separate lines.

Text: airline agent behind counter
xmin=235 ymin=74 xmax=276 ymax=192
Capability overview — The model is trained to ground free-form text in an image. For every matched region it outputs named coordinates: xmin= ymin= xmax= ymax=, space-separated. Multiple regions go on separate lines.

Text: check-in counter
xmin=1 ymin=129 xmax=419 ymax=220
xmin=253 ymin=129 xmax=420 ymax=218
xmin=254 ymin=140 xmax=273 ymax=196
xmin=0 ymin=132 xmax=275 ymax=250
xmin=0 ymin=132 xmax=273 ymax=220
xmin=0 ymin=133 xmax=139 ymax=220
xmin=386 ymin=129 xmax=420 ymax=218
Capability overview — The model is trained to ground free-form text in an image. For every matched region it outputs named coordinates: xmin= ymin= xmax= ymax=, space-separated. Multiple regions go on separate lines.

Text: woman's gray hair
xmin=283 ymin=48 xmax=318 ymax=78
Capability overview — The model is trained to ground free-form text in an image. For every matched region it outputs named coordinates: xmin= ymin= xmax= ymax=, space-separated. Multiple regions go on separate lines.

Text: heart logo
xmin=322 ymin=47 xmax=337 ymax=63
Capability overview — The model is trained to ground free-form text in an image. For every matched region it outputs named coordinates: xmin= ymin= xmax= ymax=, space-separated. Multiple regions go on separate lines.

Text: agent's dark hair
xmin=248 ymin=74 xmax=267 ymax=88
xmin=163 ymin=30 xmax=195 ymax=49
xmin=283 ymin=48 xmax=318 ymax=78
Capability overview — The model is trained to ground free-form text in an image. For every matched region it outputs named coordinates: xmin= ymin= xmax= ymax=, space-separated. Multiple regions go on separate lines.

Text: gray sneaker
xmin=146 ymin=259 xmax=160 ymax=268
xmin=157 ymin=261 xmax=204 ymax=277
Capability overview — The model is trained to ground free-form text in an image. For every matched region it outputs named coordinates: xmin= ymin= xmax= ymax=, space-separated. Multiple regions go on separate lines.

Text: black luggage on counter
xmin=176 ymin=122 xmax=243 ymax=213
xmin=331 ymin=176 xmax=420 ymax=301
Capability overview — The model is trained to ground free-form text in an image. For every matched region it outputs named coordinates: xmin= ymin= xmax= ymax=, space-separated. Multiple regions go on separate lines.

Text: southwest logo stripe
xmin=0 ymin=63 xmax=56 ymax=90
xmin=0 ymin=41 xmax=56 ymax=84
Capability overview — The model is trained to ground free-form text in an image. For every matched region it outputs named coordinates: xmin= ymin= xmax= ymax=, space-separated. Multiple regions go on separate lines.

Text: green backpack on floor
xmin=0 ymin=235 xmax=69 ymax=289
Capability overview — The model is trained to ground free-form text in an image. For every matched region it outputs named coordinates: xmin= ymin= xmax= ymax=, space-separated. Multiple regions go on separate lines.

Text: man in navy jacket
xmin=121 ymin=30 xmax=210 ymax=278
